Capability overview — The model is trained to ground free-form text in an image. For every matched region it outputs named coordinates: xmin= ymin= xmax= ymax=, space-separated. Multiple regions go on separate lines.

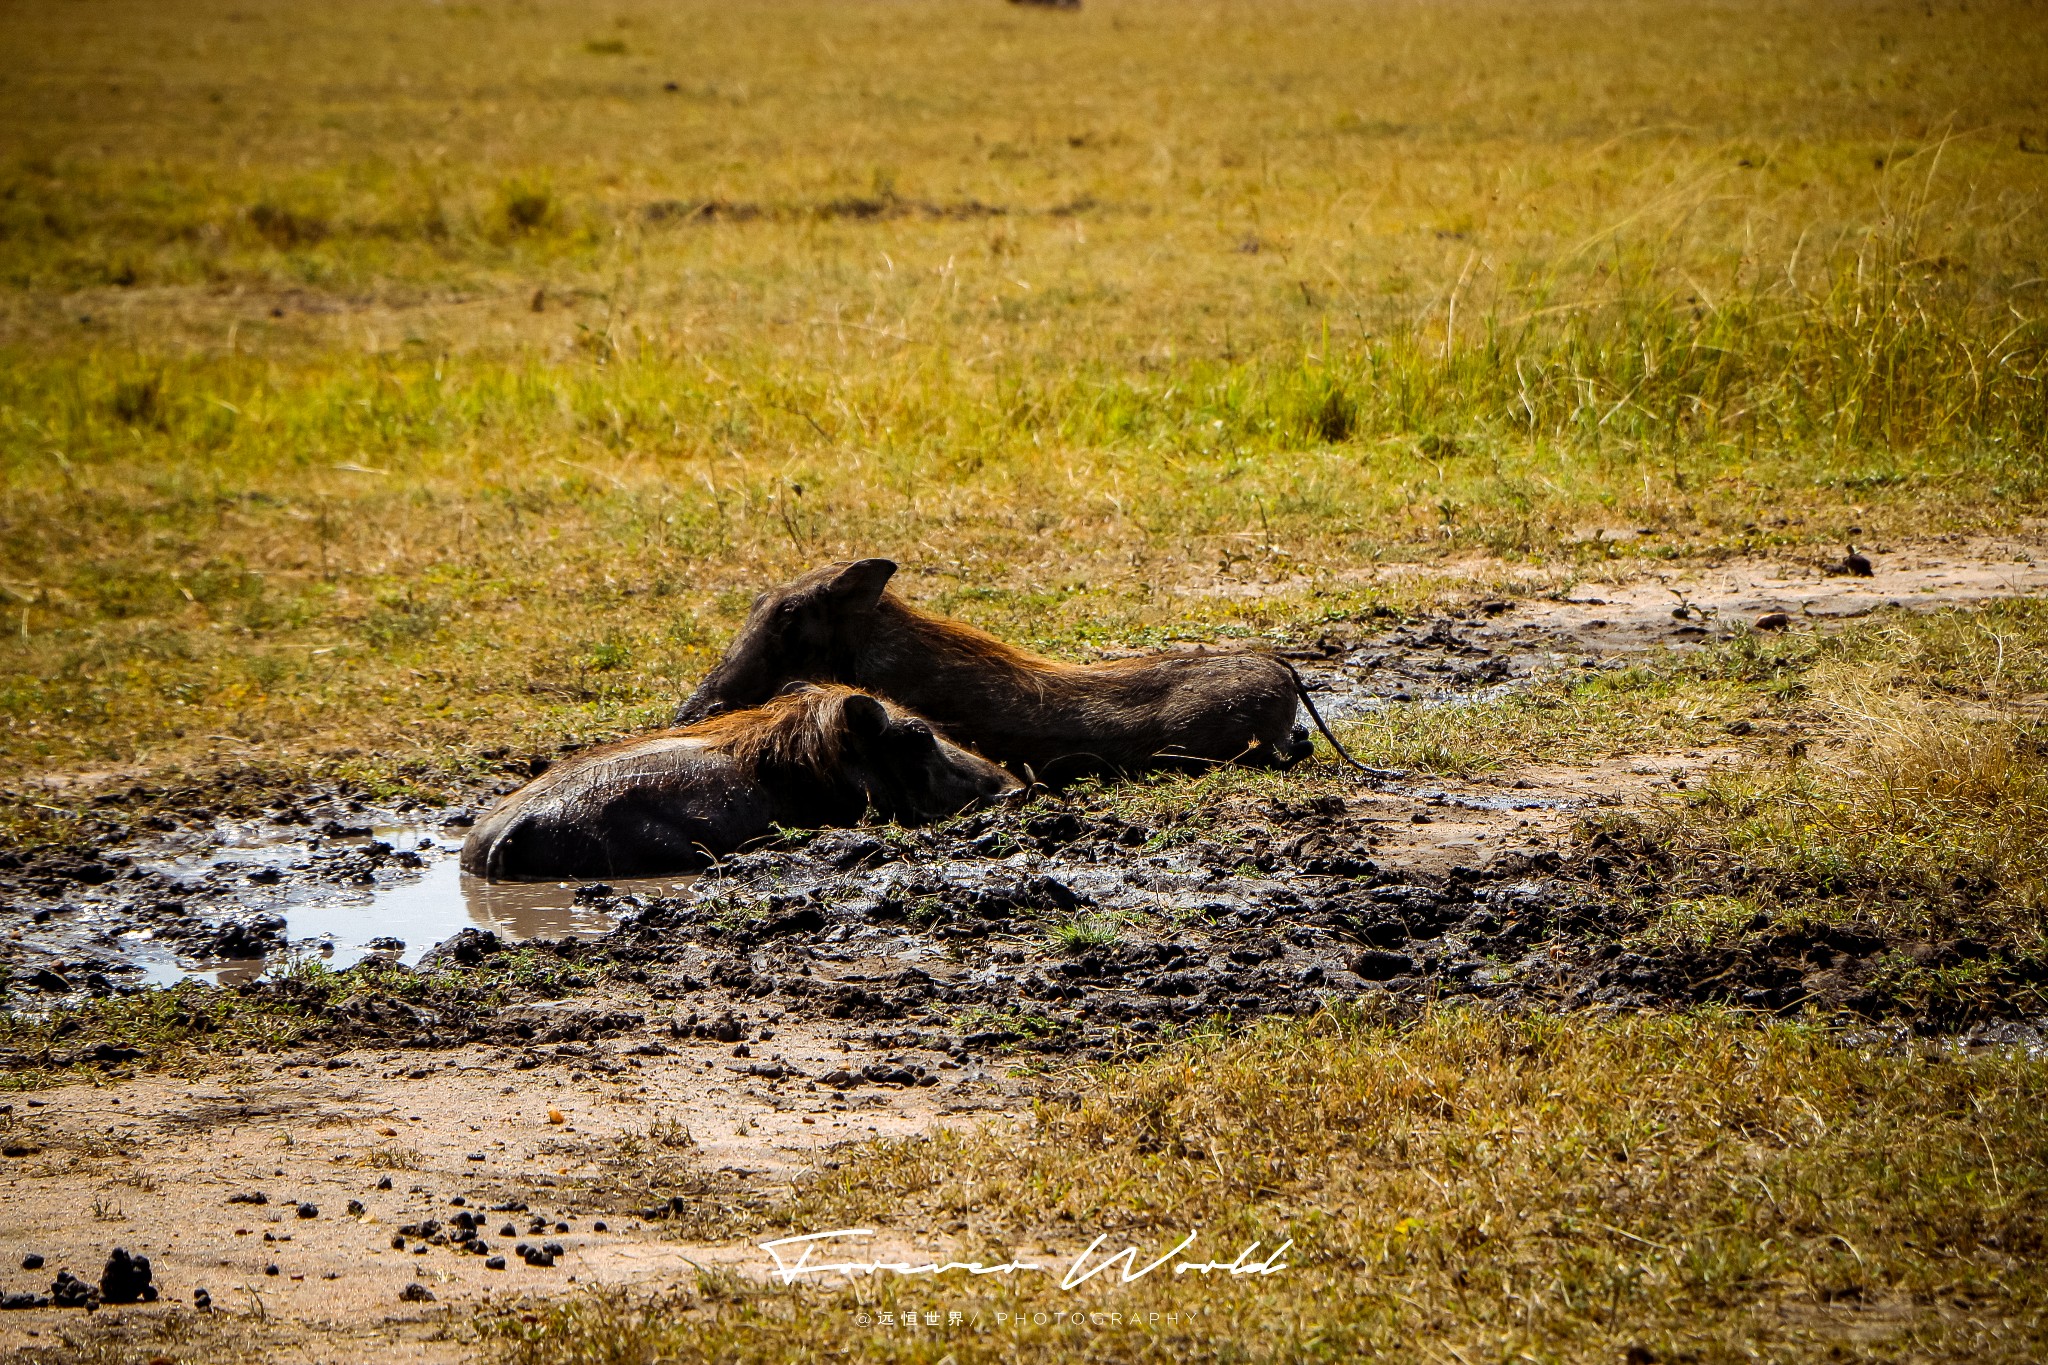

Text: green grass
xmin=0 ymin=978 xmax=309 ymax=1089
xmin=950 ymin=1004 xmax=1065 ymax=1043
xmin=1650 ymin=604 xmax=2048 ymax=937
xmin=0 ymin=0 xmax=2043 ymax=799
xmin=483 ymin=1006 xmax=2048 ymax=1364
xmin=1046 ymin=913 xmax=1127 ymax=954
xmin=0 ymin=946 xmax=600 ymax=1088
xmin=1594 ymin=600 xmax=2048 ymax=1016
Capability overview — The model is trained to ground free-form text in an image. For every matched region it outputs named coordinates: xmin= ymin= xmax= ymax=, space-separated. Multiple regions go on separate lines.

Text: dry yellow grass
xmin=483 ymin=1007 xmax=2048 ymax=1364
xmin=1638 ymin=601 xmax=2048 ymax=953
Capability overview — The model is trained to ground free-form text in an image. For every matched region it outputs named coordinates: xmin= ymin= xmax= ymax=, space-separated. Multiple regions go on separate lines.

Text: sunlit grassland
xmin=1607 ymin=600 xmax=2048 ymax=1023
xmin=1372 ymin=598 xmax=2048 ymax=973
xmin=484 ymin=1008 xmax=2048 ymax=1364
xmin=1341 ymin=597 xmax=2048 ymax=785
xmin=1 ymin=11 xmax=2042 ymax=1357
xmin=0 ymin=0 xmax=2044 ymax=798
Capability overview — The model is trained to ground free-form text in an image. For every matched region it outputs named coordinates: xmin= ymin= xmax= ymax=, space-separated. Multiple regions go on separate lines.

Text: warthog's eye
xmin=898 ymin=720 xmax=935 ymax=746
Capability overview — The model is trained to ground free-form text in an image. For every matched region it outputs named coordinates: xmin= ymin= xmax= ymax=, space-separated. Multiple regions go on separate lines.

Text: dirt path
xmin=2 ymin=532 xmax=2042 ymax=1358
xmin=0 ymin=1010 xmax=1020 ymax=1361
xmin=1482 ymin=531 xmax=2047 ymax=653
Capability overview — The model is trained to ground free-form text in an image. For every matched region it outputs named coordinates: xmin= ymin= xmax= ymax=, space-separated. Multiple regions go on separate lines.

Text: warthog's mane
xmin=883 ymin=595 xmax=1073 ymax=683
xmin=882 ymin=593 xmax=1190 ymax=715
xmin=683 ymin=682 xmax=861 ymax=773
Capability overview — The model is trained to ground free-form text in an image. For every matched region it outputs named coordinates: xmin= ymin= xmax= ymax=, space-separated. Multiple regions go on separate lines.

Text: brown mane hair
xmin=880 ymin=597 xmax=1076 ymax=688
xmin=670 ymin=556 xmax=1332 ymax=777
xmin=680 ymin=682 xmax=855 ymax=773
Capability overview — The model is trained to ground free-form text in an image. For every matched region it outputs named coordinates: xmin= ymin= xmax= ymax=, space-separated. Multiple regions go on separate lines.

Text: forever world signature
xmin=760 ymin=1228 xmax=1292 ymax=1288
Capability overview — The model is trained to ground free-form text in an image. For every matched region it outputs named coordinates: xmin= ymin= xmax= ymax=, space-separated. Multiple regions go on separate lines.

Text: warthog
xmin=462 ymin=683 xmax=1020 ymax=880
xmin=673 ymin=559 xmax=1377 ymax=780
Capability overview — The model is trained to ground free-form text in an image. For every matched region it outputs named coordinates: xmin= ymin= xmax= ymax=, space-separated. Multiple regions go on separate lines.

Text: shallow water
xmin=131 ymin=825 xmax=697 ymax=985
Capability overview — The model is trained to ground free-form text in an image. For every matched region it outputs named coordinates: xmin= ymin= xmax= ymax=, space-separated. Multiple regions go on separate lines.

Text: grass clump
xmin=1045 ymin=913 xmax=1124 ymax=955
xmin=950 ymin=1005 xmax=1062 ymax=1043
xmin=484 ymin=1006 xmax=2048 ymax=1364
xmin=0 ymin=980 xmax=312 ymax=1087
xmin=1570 ymin=601 xmax=2048 ymax=1016
xmin=0 ymin=945 xmax=600 ymax=1089
xmin=1659 ymin=602 xmax=2048 ymax=947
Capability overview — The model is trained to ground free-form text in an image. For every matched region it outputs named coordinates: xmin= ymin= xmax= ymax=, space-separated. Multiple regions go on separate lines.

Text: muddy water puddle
xmin=120 ymin=824 xmax=697 ymax=984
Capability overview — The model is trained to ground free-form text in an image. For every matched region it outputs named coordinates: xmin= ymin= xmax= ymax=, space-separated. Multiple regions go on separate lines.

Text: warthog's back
xmin=669 ymin=560 xmax=1310 ymax=776
xmin=870 ymin=643 xmax=1305 ymax=773
xmin=460 ymin=736 xmax=769 ymax=880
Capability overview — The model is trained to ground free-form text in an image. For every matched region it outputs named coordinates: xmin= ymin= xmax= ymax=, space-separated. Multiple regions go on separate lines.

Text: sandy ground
xmin=0 ymin=1011 xmax=1021 ymax=1360
xmin=1199 ymin=528 xmax=2045 ymax=629
xmin=1499 ymin=532 xmax=2048 ymax=648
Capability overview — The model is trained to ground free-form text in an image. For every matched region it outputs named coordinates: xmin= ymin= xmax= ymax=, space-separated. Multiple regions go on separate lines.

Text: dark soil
xmin=4 ymin=777 xmax=2039 ymax=1083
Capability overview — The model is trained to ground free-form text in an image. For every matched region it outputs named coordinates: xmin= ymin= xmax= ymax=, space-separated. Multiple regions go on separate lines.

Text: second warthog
xmin=673 ymin=559 xmax=1374 ymax=780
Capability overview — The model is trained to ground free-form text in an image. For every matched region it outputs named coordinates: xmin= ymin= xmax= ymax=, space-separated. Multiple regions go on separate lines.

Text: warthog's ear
xmin=840 ymin=692 xmax=891 ymax=739
xmin=825 ymin=558 xmax=897 ymax=608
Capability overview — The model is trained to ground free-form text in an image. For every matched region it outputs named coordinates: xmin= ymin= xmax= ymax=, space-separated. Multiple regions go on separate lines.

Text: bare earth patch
xmin=0 ymin=1011 xmax=1023 ymax=1360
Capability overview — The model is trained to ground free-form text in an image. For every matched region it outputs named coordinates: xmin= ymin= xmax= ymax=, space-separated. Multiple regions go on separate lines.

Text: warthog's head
xmin=836 ymin=689 xmax=1021 ymax=820
xmin=674 ymin=558 xmax=897 ymax=725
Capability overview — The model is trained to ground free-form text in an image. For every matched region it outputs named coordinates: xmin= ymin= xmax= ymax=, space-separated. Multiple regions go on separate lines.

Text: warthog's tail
xmin=1270 ymin=656 xmax=1406 ymax=782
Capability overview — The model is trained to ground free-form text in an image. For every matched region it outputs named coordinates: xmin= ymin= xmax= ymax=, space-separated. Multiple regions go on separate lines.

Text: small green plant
xmin=246 ymin=202 xmax=328 ymax=248
xmin=1047 ymin=914 xmax=1123 ymax=954
xmin=1294 ymin=372 xmax=1357 ymax=445
xmin=701 ymin=894 xmax=765 ymax=932
xmin=108 ymin=375 xmax=165 ymax=426
xmin=648 ymin=1117 xmax=695 ymax=1150
xmin=950 ymin=1005 xmax=1062 ymax=1041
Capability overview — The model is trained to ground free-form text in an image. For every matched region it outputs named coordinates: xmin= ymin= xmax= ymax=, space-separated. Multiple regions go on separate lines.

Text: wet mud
xmin=7 ymin=537 xmax=2045 ymax=1060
